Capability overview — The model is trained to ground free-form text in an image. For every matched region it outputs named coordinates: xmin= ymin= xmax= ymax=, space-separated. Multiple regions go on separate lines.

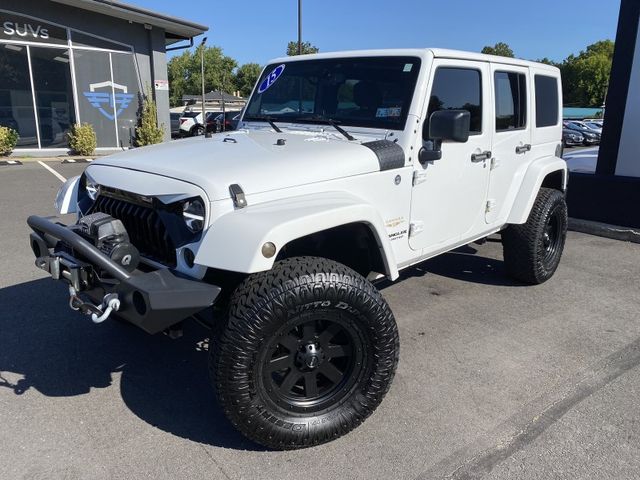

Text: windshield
xmin=245 ymin=56 xmax=421 ymax=131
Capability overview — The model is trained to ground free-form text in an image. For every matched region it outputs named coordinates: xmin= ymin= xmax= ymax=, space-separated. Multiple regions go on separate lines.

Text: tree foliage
xmin=235 ymin=63 xmax=262 ymax=97
xmin=481 ymin=42 xmax=514 ymax=58
xmin=287 ymin=41 xmax=319 ymax=56
xmin=560 ymin=40 xmax=614 ymax=107
xmin=135 ymin=92 xmax=164 ymax=147
xmin=168 ymin=45 xmax=238 ymax=106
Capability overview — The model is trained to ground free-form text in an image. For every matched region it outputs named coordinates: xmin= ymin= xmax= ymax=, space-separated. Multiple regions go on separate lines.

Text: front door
xmin=409 ymin=60 xmax=492 ymax=252
xmin=485 ymin=64 xmax=531 ymax=224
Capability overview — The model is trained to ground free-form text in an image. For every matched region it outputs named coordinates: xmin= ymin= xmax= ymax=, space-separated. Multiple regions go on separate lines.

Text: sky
xmin=133 ymin=0 xmax=621 ymax=66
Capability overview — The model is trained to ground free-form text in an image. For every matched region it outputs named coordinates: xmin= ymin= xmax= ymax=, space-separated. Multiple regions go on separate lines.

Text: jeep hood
xmin=91 ymin=130 xmax=389 ymax=201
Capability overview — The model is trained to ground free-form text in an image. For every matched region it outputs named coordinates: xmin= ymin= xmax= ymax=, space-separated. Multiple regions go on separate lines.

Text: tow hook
xmin=68 ymin=286 xmax=121 ymax=324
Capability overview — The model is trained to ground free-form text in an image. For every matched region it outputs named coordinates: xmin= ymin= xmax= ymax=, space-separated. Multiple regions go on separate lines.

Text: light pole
xmin=297 ymin=0 xmax=302 ymax=55
xmin=200 ymin=36 xmax=207 ymax=136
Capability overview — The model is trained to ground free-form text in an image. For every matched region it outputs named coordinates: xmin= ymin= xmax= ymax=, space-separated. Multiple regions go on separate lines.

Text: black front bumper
xmin=27 ymin=215 xmax=221 ymax=334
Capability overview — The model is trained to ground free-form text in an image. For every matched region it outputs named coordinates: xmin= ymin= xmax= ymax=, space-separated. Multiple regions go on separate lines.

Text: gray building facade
xmin=0 ymin=0 xmax=206 ymax=152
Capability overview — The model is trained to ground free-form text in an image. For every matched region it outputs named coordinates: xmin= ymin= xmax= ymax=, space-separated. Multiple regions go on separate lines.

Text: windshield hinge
xmin=409 ymin=221 xmax=424 ymax=237
xmin=413 ymin=170 xmax=428 ymax=186
xmin=229 ymin=184 xmax=247 ymax=209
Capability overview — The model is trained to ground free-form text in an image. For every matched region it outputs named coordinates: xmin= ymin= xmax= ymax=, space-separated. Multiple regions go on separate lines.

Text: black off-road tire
xmin=502 ymin=187 xmax=568 ymax=284
xmin=210 ymin=256 xmax=399 ymax=450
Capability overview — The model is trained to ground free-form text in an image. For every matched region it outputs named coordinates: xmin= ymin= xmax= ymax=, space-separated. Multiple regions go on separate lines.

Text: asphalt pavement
xmin=1 ymin=161 xmax=639 ymax=479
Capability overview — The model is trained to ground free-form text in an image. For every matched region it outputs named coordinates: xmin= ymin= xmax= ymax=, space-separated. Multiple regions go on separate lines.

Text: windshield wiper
xmin=293 ymin=116 xmax=356 ymax=141
xmin=243 ymin=114 xmax=282 ymax=133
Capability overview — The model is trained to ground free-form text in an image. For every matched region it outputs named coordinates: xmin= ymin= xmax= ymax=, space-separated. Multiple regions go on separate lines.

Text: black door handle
xmin=515 ymin=144 xmax=531 ymax=154
xmin=471 ymin=151 xmax=492 ymax=162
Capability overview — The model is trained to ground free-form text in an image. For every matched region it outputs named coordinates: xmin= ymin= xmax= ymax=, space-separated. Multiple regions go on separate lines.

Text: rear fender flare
xmin=507 ymin=156 xmax=567 ymax=224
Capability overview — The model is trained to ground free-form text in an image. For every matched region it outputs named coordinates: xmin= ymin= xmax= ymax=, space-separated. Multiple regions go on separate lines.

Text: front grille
xmin=91 ymin=195 xmax=177 ymax=267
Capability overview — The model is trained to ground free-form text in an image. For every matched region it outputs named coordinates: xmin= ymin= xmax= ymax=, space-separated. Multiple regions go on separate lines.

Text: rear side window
xmin=427 ymin=67 xmax=482 ymax=134
xmin=494 ymin=71 xmax=527 ymax=131
xmin=535 ymin=75 xmax=559 ymax=127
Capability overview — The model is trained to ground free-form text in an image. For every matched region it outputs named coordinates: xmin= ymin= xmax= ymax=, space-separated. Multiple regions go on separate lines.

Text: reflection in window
xmin=30 ymin=47 xmax=76 ymax=147
xmin=111 ymin=52 xmax=141 ymax=147
xmin=0 ymin=44 xmax=37 ymax=147
xmin=73 ymin=48 xmax=117 ymax=148
xmin=494 ymin=71 xmax=527 ymax=131
xmin=427 ymin=68 xmax=482 ymax=134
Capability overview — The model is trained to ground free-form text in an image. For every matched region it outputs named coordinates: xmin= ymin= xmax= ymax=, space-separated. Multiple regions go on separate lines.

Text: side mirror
xmin=419 ymin=110 xmax=471 ymax=164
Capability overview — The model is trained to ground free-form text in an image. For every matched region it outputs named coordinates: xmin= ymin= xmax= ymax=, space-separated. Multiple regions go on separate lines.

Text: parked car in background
xmin=209 ymin=110 xmax=242 ymax=132
xmin=563 ymin=128 xmax=584 ymax=147
xmin=584 ymin=121 xmax=603 ymax=132
xmin=563 ymin=121 xmax=600 ymax=145
xmin=170 ymin=113 xmax=181 ymax=138
xmin=179 ymin=111 xmax=222 ymax=137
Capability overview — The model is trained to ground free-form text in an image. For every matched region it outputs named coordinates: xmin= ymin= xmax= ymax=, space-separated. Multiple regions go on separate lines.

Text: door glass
xmin=427 ymin=67 xmax=482 ymax=134
xmin=0 ymin=44 xmax=37 ymax=147
xmin=494 ymin=71 xmax=527 ymax=131
xmin=73 ymin=48 xmax=117 ymax=147
xmin=30 ymin=47 xmax=76 ymax=147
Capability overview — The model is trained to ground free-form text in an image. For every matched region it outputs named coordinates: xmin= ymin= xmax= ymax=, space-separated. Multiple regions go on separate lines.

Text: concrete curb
xmin=569 ymin=218 xmax=640 ymax=244
xmin=2 ymin=156 xmax=96 ymax=163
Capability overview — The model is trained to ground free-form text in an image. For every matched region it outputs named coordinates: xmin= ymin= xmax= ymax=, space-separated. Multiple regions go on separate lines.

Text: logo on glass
xmin=83 ymin=81 xmax=135 ymax=120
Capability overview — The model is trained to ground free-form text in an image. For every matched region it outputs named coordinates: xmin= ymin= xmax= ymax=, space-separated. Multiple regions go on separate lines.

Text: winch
xmin=70 ymin=212 xmax=140 ymax=273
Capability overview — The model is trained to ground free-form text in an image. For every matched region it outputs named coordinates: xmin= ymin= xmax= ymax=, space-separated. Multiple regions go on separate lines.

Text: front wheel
xmin=210 ymin=257 xmax=399 ymax=450
xmin=502 ymin=187 xmax=568 ymax=284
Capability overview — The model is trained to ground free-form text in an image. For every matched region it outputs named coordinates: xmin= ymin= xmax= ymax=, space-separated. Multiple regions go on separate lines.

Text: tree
xmin=167 ymin=45 xmax=238 ymax=107
xmin=287 ymin=41 xmax=319 ymax=56
xmin=560 ymin=40 xmax=614 ymax=107
xmin=481 ymin=42 xmax=514 ymax=58
xmin=136 ymin=91 xmax=164 ymax=146
xmin=234 ymin=63 xmax=262 ymax=97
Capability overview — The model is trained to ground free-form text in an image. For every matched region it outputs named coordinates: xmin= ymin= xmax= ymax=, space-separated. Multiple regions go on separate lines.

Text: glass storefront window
xmin=111 ymin=52 xmax=141 ymax=147
xmin=30 ymin=47 xmax=76 ymax=148
xmin=73 ymin=48 xmax=118 ymax=148
xmin=0 ymin=43 xmax=37 ymax=147
xmin=0 ymin=10 xmax=144 ymax=150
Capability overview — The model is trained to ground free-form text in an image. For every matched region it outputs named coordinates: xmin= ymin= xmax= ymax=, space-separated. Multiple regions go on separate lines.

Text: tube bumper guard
xmin=27 ymin=215 xmax=221 ymax=334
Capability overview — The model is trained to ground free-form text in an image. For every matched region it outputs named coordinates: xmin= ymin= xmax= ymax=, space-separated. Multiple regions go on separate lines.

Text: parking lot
xmin=1 ymin=160 xmax=639 ymax=479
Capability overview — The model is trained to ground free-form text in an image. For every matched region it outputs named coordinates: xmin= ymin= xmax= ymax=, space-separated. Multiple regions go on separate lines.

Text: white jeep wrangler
xmin=28 ymin=49 xmax=567 ymax=450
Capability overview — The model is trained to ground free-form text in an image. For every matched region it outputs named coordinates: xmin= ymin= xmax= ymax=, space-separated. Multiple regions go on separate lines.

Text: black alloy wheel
xmin=259 ymin=312 xmax=366 ymax=413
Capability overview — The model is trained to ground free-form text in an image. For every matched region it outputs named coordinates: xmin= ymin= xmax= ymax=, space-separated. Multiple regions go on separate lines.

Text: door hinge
xmin=490 ymin=157 xmax=500 ymax=170
xmin=485 ymin=199 xmax=496 ymax=213
xmin=413 ymin=170 xmax=428 ymax=186
xmin=409 ymin=221 xmax=424 ymax=237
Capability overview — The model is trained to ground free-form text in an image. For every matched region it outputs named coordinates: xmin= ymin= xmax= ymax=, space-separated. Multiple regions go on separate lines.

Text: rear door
xmin=485 ymin=64 xmax=531 ymax=224
xmin=409 ymin=59 xmax=492 ymax=251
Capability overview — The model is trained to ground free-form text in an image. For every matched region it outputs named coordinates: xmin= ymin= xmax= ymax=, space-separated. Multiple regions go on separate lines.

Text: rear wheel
xmin=210 ymin=256 xmax=399 ymax=449
xmin=192 ymin=125 xmax=204 ymax=136
xmin=502 ymin=187 xmax=567 ymax=284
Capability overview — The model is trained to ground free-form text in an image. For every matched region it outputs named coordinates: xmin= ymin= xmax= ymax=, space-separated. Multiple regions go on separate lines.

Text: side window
xmin=494 ymin=71 xmax=527 ymax=131
xmin=535 ymin=75 xmax=559 ymax=127
xmin=427 ymin=67 xmax=482 ymax=135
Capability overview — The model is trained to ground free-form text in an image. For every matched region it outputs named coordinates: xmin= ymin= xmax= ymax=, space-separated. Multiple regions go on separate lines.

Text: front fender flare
xmin=507 ymin=155 xmax=568 ymax=224
xmin=195 ymin=191 xmax=399 ymax=280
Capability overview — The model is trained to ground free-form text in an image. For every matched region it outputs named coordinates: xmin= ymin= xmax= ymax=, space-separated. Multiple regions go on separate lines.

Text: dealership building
xmin=1 ymin=0 xmax=206 ymax=153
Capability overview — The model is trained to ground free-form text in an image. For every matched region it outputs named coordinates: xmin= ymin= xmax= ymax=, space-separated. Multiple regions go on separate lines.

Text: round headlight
xmin=182 ymin=199 xmax=205 ymax=233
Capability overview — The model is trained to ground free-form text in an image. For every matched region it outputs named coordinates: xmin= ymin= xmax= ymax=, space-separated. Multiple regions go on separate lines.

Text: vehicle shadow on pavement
xmin=381 ymin=243 xmax=525 ymax=288
xmin=0 ymin=278 xmax=264 ymax=451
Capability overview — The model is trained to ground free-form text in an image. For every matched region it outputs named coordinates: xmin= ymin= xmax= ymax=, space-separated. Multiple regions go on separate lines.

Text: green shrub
xmin=135 ymin=92 xmax=164 ymax=147
xmin=67 ymin=123 xmax=97 ymax=156
xmin=0 ymin=126 xmax=19 ymax=156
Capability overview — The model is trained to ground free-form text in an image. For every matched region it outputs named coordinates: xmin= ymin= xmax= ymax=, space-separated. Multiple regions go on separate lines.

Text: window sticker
xmin=376 ymin=107 xmax=402 ymax=118
xmin=258 ymin=64 xmax=286 ymax=94
xmin=403 ymin=63 xmax=413 ymax=72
